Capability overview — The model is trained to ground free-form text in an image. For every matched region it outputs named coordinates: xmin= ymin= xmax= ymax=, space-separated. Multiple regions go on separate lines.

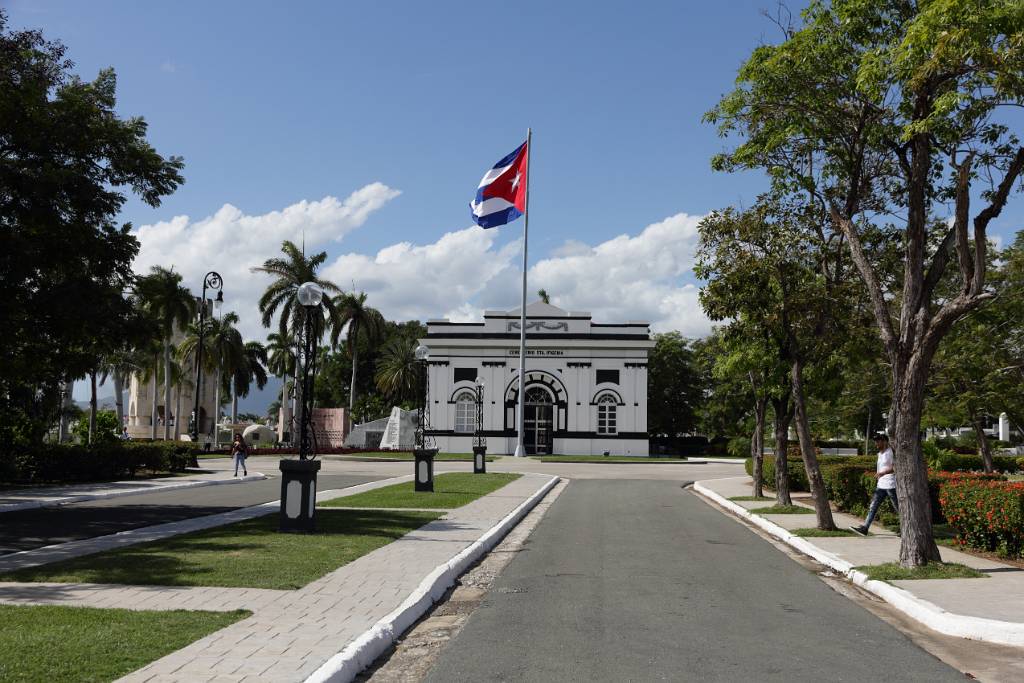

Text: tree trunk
xmin=113 ymin=371 xmax=125 ymax=429
xmin=970 ymin=413 xmax=994 ymax=474
xmin=890 ymin=373 xmax=942 ymax=566
xmin=174 ymin=383 xmax=182 ymax=440
xmin=231 ymin=384 xmax=238 ymax=425
xmin=751 ymin=396 xmax=766 ymax=498
xmin=278 ymin=373 xmax=291 ymax=442
xmin=791 ymin=359 xmax=836 ymax=530
xmin=771 ymin=396 xmax=794 ymax=505
xmin=58 ymin=377 xmax=75 ymax=442
xmin=163 ymin=338 xmax=171 ymax=441
xmin=88 ymin=369 xmax=98 ymax=445
xmin=151 ymin=354 xmax=159 ymax=440
xmin=349 ymin=331 xmax=359 ymax=413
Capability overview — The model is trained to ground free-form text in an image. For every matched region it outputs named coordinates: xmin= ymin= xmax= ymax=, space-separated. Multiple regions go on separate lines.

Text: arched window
xmin=454 ymin=391 xmax=476 ymax=433
xmin=597 ymin=394 xmax=617 ymax=435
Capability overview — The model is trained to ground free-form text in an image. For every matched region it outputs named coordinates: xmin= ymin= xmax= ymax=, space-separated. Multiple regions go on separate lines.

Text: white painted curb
xmin=693 ymin=481 xmax=1024 ymax=647
xmin=0 ymin=473 xmax=269 ymax=513
xmin=305 ymin=475 xmax=561 ymax=683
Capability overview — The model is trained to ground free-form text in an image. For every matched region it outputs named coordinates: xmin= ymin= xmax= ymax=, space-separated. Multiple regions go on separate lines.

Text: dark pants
xmin=864 ymin=487 xmax=898 ymax=529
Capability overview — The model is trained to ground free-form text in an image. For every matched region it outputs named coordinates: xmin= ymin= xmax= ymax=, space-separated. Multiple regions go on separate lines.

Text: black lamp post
xmin=413 ymin=344 xmax=436 ymax=492
xmin=279 ymin=282 xmax=323 ymax=532
xmin=190 ymin=272 xmax=223 ymax=444
xmin=473 ymin=376 xmax=487 ymax=473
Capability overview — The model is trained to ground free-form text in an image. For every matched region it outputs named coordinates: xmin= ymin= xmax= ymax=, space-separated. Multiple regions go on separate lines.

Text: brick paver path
xmin=0 ymin=473 xmax=555 ymax=682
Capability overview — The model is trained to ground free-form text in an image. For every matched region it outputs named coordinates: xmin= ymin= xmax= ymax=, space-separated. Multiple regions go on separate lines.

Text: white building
xmin=420 ymin=302 xmax=654 ymax=456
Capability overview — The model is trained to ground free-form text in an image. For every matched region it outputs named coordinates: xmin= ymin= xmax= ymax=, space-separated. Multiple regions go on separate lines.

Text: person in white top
xmin=850 ymin=433 xmax=899 ymax=536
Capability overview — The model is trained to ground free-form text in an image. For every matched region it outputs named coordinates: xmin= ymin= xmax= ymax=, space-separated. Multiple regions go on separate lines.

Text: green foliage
xmin=0 ymin=13 xmax=183 ymax=448
xmin=749 ymin=504 xmax=814 ymax=515
xmin=940 ymin=479 xmax=1024 ymax=558
xmin=71 ymin=410 xmax=119 ymax=445
xmin=727 ymin=435 xmax=751 ymax=459
xmin=3 ymin=442 xmax=194 ymax=484
xmin=647 ymin=332 xmax=703 ymax=440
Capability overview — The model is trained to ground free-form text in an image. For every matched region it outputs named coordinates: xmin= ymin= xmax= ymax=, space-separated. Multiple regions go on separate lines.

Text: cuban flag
xmin=470 ymin=140 xmax=529 ymax=228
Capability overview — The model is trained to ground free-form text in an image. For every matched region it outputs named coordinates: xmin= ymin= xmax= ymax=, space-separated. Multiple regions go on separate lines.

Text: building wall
xmin=420 ymin=302 xmax=654 ymax=455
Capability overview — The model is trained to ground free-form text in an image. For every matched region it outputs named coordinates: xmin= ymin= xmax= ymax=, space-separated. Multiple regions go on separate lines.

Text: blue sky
xmin=10 ymin=1 xmax=1021 ymax=408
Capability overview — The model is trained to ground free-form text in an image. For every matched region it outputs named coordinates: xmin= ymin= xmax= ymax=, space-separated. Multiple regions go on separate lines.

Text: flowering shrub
xmin=940 ymin=478 xmax=1024 ymax=558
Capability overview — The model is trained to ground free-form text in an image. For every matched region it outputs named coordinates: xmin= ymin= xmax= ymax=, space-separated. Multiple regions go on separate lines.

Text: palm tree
xmin=266 ymin=332 xmax=297 ymax=439
xmin=252 ymin=241 xmax=340 ymax=434
xmin=330 ymin=291 xmax=385 ymax=413
xmin=136 ymin=267 xmax=196 ymax=440
xmin=231 ymin=341 xmax=269 ymax=424
xmin=179 ymin=312 xmax=245 ymax=447
xmin=538 ymin=288 xmax=551 ymax=304
xmin=375 ymin=335 xmax=420 ymax=405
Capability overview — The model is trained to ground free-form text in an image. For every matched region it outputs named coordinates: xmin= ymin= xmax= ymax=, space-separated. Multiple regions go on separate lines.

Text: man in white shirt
xmin=850 ymin=433 xmax=898 ymax=536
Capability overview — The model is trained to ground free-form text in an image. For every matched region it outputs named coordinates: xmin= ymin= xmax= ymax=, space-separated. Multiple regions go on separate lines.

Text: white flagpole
xmin=514 ymin=128 xmax=532 ymax=458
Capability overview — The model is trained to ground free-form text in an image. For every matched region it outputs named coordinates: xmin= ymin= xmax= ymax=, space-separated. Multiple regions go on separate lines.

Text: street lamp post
xmin=279 ymin=282 xmax=324 ymax=532
xmin=473 ymin=376 xmax=487 ymax=474
xmin=190 ymin=272 xmax=223 ymax=445
xmin=413 ymin=344 xmax=436 ymax=492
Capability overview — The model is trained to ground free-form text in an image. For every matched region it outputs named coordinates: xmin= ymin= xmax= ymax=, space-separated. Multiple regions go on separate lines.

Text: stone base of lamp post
xmin=472 ymin=446 xmax=487 ymax=474
xmin=414 ymin=448 xmax=437 ymax=492
xmin=279 ymin=458 xmax=321 ymax=532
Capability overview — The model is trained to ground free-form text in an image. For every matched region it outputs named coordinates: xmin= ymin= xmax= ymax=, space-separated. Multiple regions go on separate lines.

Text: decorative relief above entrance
xmin=507 ymin=321 xmax=569 ymax=332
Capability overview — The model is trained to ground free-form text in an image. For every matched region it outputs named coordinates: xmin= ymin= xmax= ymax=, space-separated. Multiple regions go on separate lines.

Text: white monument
xmin=379 ymin=407 xmax=417 ymax=450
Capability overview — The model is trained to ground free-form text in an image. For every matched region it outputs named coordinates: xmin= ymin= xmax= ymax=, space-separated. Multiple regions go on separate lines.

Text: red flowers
xmin=939 ymin=478 xmax=1024 ymax=558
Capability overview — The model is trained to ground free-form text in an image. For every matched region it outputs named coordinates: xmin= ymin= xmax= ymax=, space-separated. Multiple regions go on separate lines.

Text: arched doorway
xmin=524 ymin=386 xmax=553 ymax=455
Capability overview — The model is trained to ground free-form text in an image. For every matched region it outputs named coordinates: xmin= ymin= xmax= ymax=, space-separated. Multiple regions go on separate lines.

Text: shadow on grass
xmin=2 ymin=509 xmax=441 ymax=589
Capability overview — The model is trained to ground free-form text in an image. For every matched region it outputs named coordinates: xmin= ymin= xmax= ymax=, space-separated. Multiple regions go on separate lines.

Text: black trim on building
xmin=425 ymin=333 xmax=650 ymax=341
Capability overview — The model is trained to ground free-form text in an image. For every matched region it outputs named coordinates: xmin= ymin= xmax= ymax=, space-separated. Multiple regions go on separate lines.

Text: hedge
xmin=2 ymin=442 xmax=194 ymax=484
xmin=927 ymin=450 xmax=1020 ymax=474
xmin=747 ymin=454 xmax=1005 ymax=524
xmin=940 ymin=478 xmax=1024 ymax=558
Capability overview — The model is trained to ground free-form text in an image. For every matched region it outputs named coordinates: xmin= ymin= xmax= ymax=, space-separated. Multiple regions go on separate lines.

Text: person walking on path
xmin=850 ymin=433 xmax=897 ymax=535
xmin=231 ymin=432 xmax=249 ymax=477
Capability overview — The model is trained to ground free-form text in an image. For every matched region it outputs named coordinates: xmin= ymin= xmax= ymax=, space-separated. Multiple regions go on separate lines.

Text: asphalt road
xmin=425 ymin=479 xmax=962 ymax=682
xmin=0 ymin=473 xmax=383 ymax=555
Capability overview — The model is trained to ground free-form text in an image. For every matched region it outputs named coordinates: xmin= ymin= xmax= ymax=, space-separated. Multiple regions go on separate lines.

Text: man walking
xmin=850 ymin=433 xmax=897 ymax=536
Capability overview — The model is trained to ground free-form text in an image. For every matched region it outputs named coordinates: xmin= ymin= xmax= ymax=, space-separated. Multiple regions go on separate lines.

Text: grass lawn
xmin=530 ymin=455 xmax=688 ymax=463
xmin=749 ymin=504 xmax=815 ymax=514
xmin=0 ymin=604 xmax=248 ymax=682
xmin=856 ymin=562 xmax=986 ymax=582
xmin=3 ymin=509 xmax=440 ymax=590
xmin=335 ymin=452 xmax=496 ymax=462
xmin=793 ymin=527 xmax=863 ymax=537
xmin=729 ymin=495 xmax=774 ymax=502
xmin=322 ymin=472 xmax=521 ymax=510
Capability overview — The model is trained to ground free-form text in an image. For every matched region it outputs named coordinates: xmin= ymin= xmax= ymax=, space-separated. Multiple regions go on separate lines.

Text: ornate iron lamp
xmin=473 ymin=376 xmax=487 ymax=473
xmin=413 ymin=344 xmax=436 ymax=491
xmin=279 ymin=282 xmax=323 ymax=532
xmin=190 ymin=272 xmax=223 ymax=444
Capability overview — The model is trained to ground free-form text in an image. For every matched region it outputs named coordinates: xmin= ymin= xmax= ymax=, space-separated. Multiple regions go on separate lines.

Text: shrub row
xmin=927 ymin=450 xmax=1021 ymax=474
xmin=1 ymin=442 xmax=194 ymax=484
xmin=940 ymin=478 xmax=1024 ymax=558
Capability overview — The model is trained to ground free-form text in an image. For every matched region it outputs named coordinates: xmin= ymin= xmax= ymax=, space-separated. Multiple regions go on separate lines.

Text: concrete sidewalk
xmin=0 ymin=468 xmax=267 ymax=513
xmin=0 ymin=472 xmax=558 ymax=682
xmin=696 ymin=476 xmax=1024 ymax=646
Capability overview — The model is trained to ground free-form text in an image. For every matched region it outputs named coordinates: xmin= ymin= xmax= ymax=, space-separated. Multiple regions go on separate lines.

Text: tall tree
xmin=266 ymin=331 xmax=297 ymax=438
xmin=0 ymin=12 xmax=183 ymax=447
xmin=179 ymin=312 xmax=244 ymax=444
xmin=647 ymin=332 xmax=703 ymax=447
xmin=374 ymin=335 xmax=421 ymax=406
xmin=252 ymin=241 xmax=339 ymax=434
xmin=330 ymin=291 xmax=385 ymax=413
xmin=136 ymin=267 xmax=195 ymax=441
xmin=230 ymin=341 xmax=269 ymax=425
xmin=706 ymin=0 xmax=1024 ymax=566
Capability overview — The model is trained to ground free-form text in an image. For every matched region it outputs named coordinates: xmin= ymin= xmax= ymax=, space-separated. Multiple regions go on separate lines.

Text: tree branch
xmin=972 ymin=146 xmax=1024 ymax=296
xmin=830 ymin=204 xmax=897 ymax=355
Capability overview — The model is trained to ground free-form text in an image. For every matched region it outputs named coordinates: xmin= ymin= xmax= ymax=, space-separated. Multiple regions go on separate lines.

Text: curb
xmin=305 ymin=474 xmax=561 ymax=683
xmin=0 ymin=473 xmax=269 ymax=514
xmin=693 ymin=481 xmax=1024 ymax=647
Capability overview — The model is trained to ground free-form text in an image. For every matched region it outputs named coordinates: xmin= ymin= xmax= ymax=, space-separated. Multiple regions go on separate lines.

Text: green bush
xmin=727 ymin=435 xmax=751 ymax=459
xmin=2 ymin=442 xmax=194 ymax=484
xmin=940 ymin=478 xmax=1024 ymax=558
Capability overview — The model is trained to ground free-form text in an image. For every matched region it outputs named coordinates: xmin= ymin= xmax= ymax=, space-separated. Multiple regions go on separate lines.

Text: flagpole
xmin=514 ymin=128 xmax=532 ymax=458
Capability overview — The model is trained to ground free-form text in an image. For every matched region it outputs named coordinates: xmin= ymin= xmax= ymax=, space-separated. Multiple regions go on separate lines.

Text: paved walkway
xmin=698 ymin=476 xmax=1024 ymax=630
xmin=0 ymin=473 xmax=557 ymax=682
xmin=0 ymin=467 xmax=266 ymax=512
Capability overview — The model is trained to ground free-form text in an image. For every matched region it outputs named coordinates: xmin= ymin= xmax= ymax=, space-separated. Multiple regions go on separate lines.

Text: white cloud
xmin=321 ymin=212 xmax=713 ymax=337
xmin=160 ymin=61 xmax=178 ymax=73
xmin=132 ymin=183 xmax=401 ymax=341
